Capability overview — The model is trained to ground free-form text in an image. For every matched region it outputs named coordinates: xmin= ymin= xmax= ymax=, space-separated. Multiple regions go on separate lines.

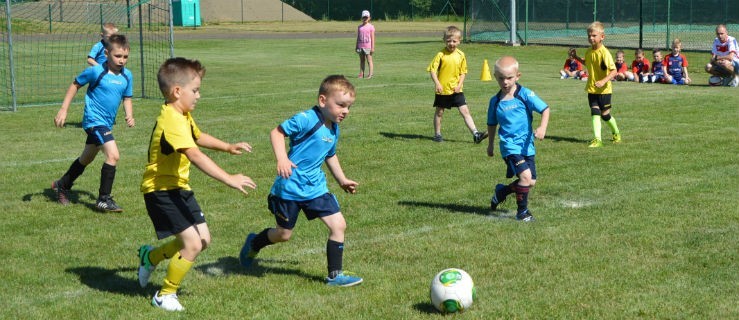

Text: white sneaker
xmin=729 ymin=75 xmax=739 ymax=87
xmin=151 ymin=291 xmax=184 ymax=311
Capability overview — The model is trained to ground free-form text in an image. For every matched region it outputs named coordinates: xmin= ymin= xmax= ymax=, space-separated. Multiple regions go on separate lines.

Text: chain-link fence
xmin=1 ymin=0 xmax=173 ymax=111
xmin=466 ymin=0 xmax=739 ymax=52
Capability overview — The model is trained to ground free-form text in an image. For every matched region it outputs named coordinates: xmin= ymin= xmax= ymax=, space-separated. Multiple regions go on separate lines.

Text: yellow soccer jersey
xmin=141 ymin=104 xmax=201 ymax=193
xmin=584 ymin=45 xmax=616 ymax=94
xmin=427 ymin=47 xmax=468 ymax=95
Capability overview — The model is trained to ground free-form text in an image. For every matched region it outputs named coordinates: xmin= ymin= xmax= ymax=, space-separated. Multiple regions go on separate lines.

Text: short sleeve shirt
xmin=664 ymin=53 xmax=688 ymax=76
xmin=356 ymin=23 xmax=375 ymax=49
xmin=712 ymin=35 xmax=739 ymax=62
xmin=140 ymin=104 xmax=202 ymax=193
xmin=631 ymin=59 xmax=650 ymax=74
xmin=75 ymin=65 xmax=133 ymax=129
xmin=487 ymin=85 xmax=549 ymax=158
xmin=584 ymin=45 xmax=616 ymax=94
xmin=427 ymin=48 xmax=467 ymax=95
xmin=88 ymin=40 xmax=107 ymax=65
xmin=270 ymin=106 xmax=339 ymax=201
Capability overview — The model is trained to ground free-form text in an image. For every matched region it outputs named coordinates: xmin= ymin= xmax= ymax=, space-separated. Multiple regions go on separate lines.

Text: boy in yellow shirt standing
xmin=574 ymin=21 xmax=622 ymax=148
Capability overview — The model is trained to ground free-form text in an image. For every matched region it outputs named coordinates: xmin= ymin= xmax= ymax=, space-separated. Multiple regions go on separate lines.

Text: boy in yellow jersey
xmin=573 ymin=21 xmax=622 ymax=148
xmin=136 ymin=57 xmax=257 ymax=311
xmin=427 ymin=25 xmax=487 ymax=143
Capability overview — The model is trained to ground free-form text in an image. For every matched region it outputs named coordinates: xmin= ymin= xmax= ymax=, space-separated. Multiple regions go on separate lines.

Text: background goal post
xmin=1 ymin=0 xmax=174 ymax=111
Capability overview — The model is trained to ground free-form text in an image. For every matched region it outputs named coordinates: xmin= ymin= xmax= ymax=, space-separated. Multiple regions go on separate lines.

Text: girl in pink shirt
xmin=356 ymin=10 xmax=375 ymax=79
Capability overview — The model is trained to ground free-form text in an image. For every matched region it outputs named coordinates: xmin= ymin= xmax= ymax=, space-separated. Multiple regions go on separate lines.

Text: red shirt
xmin=631 ymin=59 xmax=650 ymax=74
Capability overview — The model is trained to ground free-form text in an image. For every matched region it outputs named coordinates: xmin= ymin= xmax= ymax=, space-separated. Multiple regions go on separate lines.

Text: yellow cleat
xmin=612 ymin=133 xmax=622 ymax=143
xmin=588 ymin=138 xmax=603 ymax=148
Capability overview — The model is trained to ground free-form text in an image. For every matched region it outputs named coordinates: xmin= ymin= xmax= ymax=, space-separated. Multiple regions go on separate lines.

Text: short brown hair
xmin=105 ymin=34 xmax=129 ymax=51
xmin=443 ymin=26 xmax=462 ymax=40
xmin=157 ymin=57 xmax=206 ymax=99
xmin=319 ymin=75 xmax=355 ymax=98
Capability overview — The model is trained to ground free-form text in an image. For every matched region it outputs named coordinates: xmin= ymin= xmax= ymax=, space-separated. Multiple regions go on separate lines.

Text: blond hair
xmin=443 ymin=26 xmax=462 ymax=40
xmin=494 ymin=56 xmax=519 ymax=74
xmin=102 ymin=22 xmax=118 ymax=36
xmin=587 ymin=21 xmax=605 ymax=35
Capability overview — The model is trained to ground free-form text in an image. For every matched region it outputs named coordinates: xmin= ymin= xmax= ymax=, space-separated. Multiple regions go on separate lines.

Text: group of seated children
xmin=563 ymin=38 xmax=691 ymax=85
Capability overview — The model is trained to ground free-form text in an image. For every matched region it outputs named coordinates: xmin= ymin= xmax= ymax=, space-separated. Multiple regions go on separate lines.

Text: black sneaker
xmin=473 ymin=131 xmax=489 ymax=144
xmin=432 ymin=134 xmax=443 ymax=142
xmin=516 ymin=210 xmax=535 ymax=222
xmin=96 ymin=195 xmax=123 ymax=213
xmin=490 ymin=184 xmax=506 ymax=210
xmin=52 ymin=180 xmax=70 ymax=205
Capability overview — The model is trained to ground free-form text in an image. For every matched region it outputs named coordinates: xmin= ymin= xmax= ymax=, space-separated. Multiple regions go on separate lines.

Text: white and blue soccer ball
xmin=429 ymin=268 xmax=476 ymax=313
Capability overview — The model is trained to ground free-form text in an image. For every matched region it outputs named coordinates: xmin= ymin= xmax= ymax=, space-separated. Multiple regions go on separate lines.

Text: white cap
xmin=361 ymin=10 xmax=370 ymax=18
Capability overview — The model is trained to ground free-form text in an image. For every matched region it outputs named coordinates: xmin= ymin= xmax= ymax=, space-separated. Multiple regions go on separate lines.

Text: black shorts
xmin=433 ymin=93 xmax=467 ymax=109
xmin=84 ymin=126 xmax=114 ymax=146
xmin=504 ymin=154 xmax=537 ymax=179
xmin=587 ymin=93 xmax=612 ymax=111
xmin=144 ymin=189 xmax=205 ymax=240
xmin=267 ymin=193 xmax=340 ymax=230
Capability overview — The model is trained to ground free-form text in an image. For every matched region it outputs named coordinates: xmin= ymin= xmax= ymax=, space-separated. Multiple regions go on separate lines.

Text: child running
xmin=137 ymin=57 xmax=257 ymax=311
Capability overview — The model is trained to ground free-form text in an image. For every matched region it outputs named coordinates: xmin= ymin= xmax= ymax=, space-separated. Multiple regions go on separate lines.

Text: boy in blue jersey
xmin=240 ymin=75 xmax=363 ymax=287
xmin=646 ymin=48 xmax=668 ymax=83
xmin=664 ymin=39 xmax=692 ymax=85
xmin=487 ymin=56 xmax=550 ymax=222
xmin=87 ymin=23 xmax=117 ymax=66
xmin=53 ymin=34 xmax=134 ymax=212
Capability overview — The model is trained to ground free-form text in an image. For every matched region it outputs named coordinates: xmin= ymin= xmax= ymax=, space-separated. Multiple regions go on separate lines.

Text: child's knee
xmin=273 ymin=228 xmax=293 ymax=242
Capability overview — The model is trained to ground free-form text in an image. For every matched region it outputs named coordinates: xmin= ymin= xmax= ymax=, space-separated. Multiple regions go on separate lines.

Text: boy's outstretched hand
xmin=228 ymin=142 xmax=253 ymax=155
xmin=339 ymin=179 xmax=359 ymax=194
xmin=228 ymin=174 xmax=256 ymax=196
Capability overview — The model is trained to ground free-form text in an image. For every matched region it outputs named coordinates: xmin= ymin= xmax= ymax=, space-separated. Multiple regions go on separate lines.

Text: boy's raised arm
xmin=182 ymin=146 xmax=255 ymax=196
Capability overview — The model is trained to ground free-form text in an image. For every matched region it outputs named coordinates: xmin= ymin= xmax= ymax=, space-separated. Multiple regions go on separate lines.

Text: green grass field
xmin=1 ymin=23 xmax=738 ymax=319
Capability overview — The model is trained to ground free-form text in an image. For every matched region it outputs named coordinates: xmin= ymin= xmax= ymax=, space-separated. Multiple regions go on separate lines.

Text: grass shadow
xmin=379 ymin=131 xmax=464 ymax=143
xmin=413 ymin=301 xmax=441 ymax=314
xmin=66 ymin=266 xmax=143 ymax=297
xmin=546 ymin=135 xmax=590 ymax=144
xmin=398 ymin=200 xmax=513 ymax=220
xmin=24 ymin=186 xmax=98 ymax=209
xmin=195 ymin=256 xmax=324 ymax=284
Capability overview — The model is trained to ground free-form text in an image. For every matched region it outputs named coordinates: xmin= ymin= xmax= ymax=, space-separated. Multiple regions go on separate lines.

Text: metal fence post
xmin=5 ymin=0 xmax=18 ymax=111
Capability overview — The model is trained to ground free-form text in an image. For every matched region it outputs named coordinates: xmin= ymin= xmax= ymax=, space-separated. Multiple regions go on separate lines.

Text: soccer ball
xmin=708 ymin=76 xmax=723 ymax=86
xmin=429 ymin=268 xmax=476 ymax=313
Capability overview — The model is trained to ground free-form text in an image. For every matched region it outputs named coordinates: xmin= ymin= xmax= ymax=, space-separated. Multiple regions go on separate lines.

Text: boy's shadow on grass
xmin=379 ymin=132 xmax=464 ymax=143
xmin=398 ymin=200 xmax=513 ymax=220
xmin=66 ymin=266 xmax=142 ymax=296
xmin=195 ymin=256 xmax=325 ymax=284
xmin=24 ymin=187 xmax=100 ymax=212
xmin=546 ymin=135 xmax=590 ymax=144
xmin=61 ymin=121 xmax=84 ymax=128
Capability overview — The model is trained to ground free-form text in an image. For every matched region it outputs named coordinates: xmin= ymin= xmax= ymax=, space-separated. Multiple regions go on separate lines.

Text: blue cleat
xmin=516 ymin=210 xmax=535 ymax=222
xmin=326 ymin=272 xmax=363 ymax=287
xmin=239 ymin=233 xmax=258 ymax=268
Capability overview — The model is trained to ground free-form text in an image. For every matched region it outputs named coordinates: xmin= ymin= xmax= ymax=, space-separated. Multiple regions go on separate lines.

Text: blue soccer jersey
xmin=270 ymin=106 xmax=339 ymax=201
xmin=652 ymin=60 xmax=665 ymax=76
xmin=487 ymin=85 xmax=548 ymax=158
xmin=75 ymin=64 xmax=133 ymax=129
xmin=88 ymin=40 xmax=107 ymax=65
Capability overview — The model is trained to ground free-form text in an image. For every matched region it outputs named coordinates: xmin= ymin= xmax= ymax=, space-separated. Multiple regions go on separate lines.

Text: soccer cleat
xmin=588 ymin=138 xmax=603 ymax=148
xmin=516 ymin=210 xmax=535 ymax=222
xmin=52 ymin=180 xmax=70 ymax=205
xmin=326 ymin=272 xmax=363 ymax=287
xmin=138 ymin=245 xmax=156 ymax=288
xmin=490 ymin=184 xmax=507 ymax=211
xmin=239 ymin=233 xmax=258 ymax=268
xmin=96 ymin=195 xmax=123 ymax=213
xmin=151 ymin=290 xmax=184 ymax=312
xmin=432 ymin=134 xmax=443 ymax=143
xmin=473 ymin=131 xmax=489 ymax=144
xmin=612 ymin=133 xmax=622 ymax=143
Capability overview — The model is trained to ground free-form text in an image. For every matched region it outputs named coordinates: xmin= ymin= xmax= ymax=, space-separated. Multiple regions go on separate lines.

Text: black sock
xmin=327 ymin=240 xmax=344 ymax=279
xmin=60 ymin=158 xmax=86 ymax=189
xmin=515 ymin=184 xmax=530 ymax=213
xmin=252 ymin=228 xmax=273 ymax=252
xmin=98 ymin=163 xmax=116 ymax=199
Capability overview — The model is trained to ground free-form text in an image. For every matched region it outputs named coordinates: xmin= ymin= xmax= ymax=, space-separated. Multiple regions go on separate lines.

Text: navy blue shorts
xmin=144 ymin=189 xmax=205 ymax=240
xmin=504 ymin=154 xmax=537 ymax=180
xmin=268 ymin=193 xmax=340 ymax=230
xmin=84 ymin=126 xmax=114 ymax=146
xmin=433 ymin=92 xmax=467 ymax=109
